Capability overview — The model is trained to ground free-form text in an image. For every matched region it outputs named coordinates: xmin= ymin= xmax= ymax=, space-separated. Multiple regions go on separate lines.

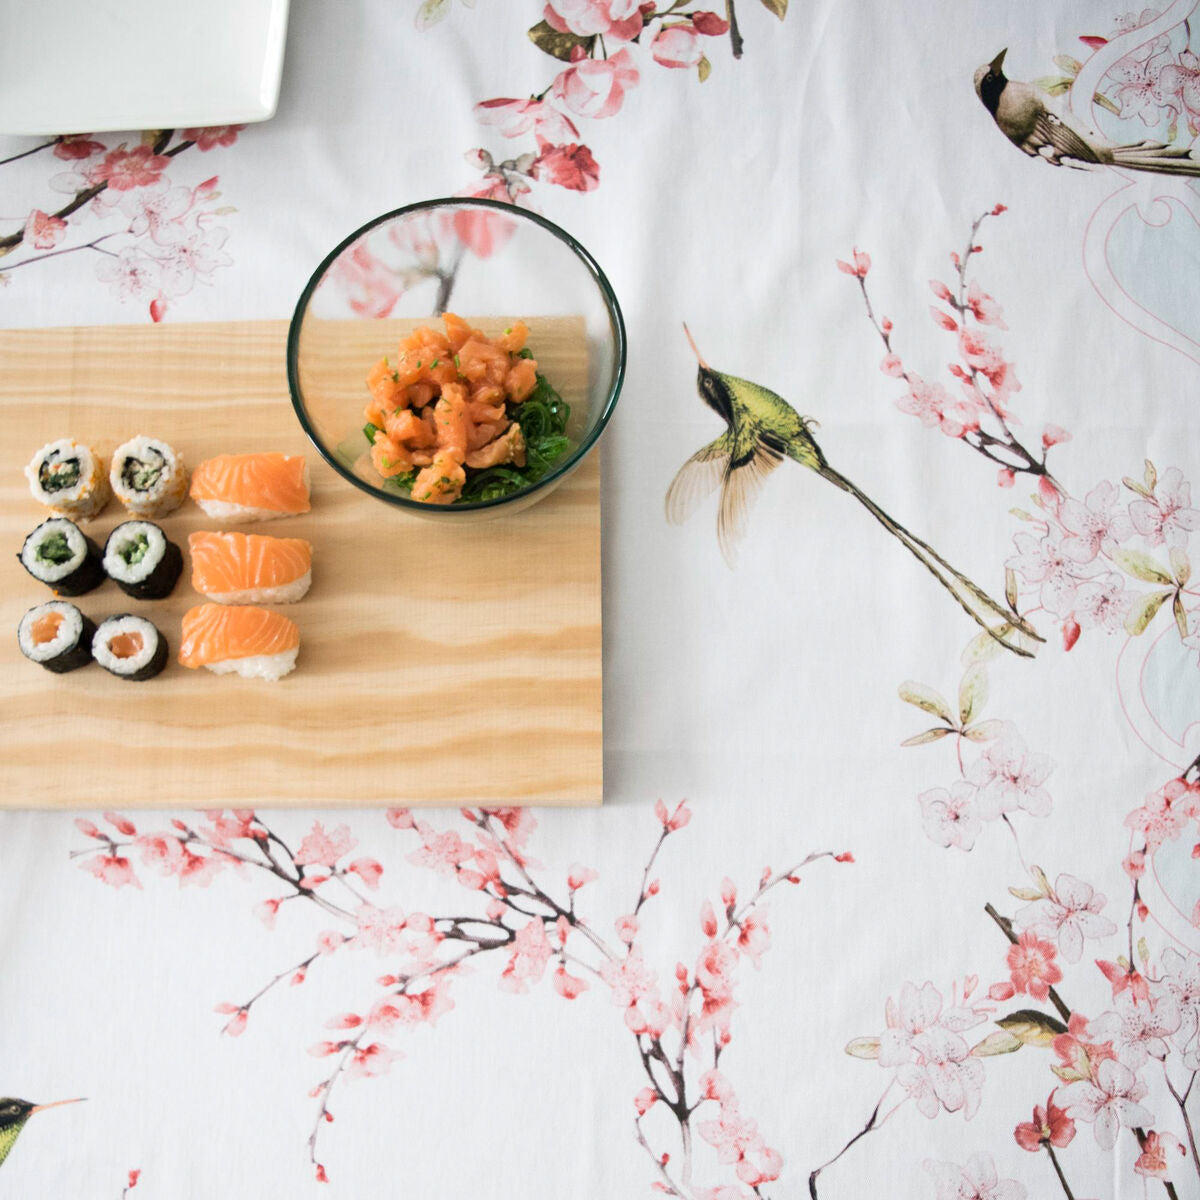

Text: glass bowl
xmin=287 ymin=198 xmax=626 ymax=519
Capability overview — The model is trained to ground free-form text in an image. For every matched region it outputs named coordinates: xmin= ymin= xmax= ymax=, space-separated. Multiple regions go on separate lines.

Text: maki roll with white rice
xmin=25 ymin=438 xmax=110 ymax=519
xmin=19 ymin=517 xmax=105 ymax=595
xmin=92 ymin=614 xmax=168 ymax=681
xmin=17 ymin=601 xmax=96 ymax=673
xmin=110 ymin=436 xmax=188 ymax=517
xmin=103 ymin=521 xmax=183 ymax=600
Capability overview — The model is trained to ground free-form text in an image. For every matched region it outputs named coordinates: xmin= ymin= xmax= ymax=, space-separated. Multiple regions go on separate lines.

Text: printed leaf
xmin=970 ymin=1030 xmax=1023 ymax=1056
xmin=844 ymin=1037 xmax=880 ymax=1059
xmin=1168 ymin=117 xmax=1179 ymax=144
xmin=1005 ymin=567 xmax=1019 ymax=611
xmin=1137 ymin=936 xmax=1150 ymax=966
xmin=898 ymin=681 xmax=954 ymax=723
xmin=1124 ymin=589 xmax=1172 ymax=636
xmin=901 ymin=727 xmax=954 ymax=747
xmin=1169 ymin=546 xmax=1190 ymax=586
xmin=758 ymin=0 xmax=788 ymax=17
xmin=1174 ymin=592 xmax=1190 ymax=641
xmin=1030 ymin=864 xmax=1051 ymax=896
xmin=1053 ymin=54 xmax=1083 ymax=75
xmin=962 ymin=625 xmax=1006 ymax=666
xmin=1009 ymin=508 xmax=1035 ymax=522
xmin=698 ymin=55 xmax=712 ymax=83
xmin=1093 ymin=92 xmax=1121 ymax=115
xmin=1009 ymin=885 xmax=1044 ymax=901
xmin=997 ymin=1009 xmax=1068 ymax=1046
xmin=1034 ymin=76 xmax=1075 ymax=95
xmin=527 ymin=19 xmax=596 ymax=61
xmin=958 ymin=665 xmax=988 ymax=726
xmin=963 ymin=718 xmax=1006 ymax=742
xmin=140 ymin=129 xmax=166 ymax=147
xmin=416 ymin=0 xmax=451 ymax=29
xmin=1122 ymin=476 xmax=1152 ymax=498
xmin=1112 ymin=549 xmax=1173 ymax=585
xmin=1145 ymin=458 xmax=1158 ymax=493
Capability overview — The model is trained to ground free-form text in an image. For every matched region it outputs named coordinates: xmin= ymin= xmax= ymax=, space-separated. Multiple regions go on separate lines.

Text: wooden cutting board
xmin=0 ymin=320 xmax=602 ymax=808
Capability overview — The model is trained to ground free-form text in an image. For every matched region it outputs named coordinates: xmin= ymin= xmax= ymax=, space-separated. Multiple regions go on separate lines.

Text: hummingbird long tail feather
xmin=1110 ymin=142 xmax=1200 ymax=176
xmin=817 ymin=464 xmax=1043 ymax=657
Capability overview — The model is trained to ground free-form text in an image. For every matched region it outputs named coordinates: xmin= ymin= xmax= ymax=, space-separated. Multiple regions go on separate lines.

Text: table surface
xmin=0 ymin=3 xmax=1198 ymax=1198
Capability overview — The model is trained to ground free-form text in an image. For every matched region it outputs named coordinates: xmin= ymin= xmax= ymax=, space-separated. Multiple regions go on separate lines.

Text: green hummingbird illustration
xmin=0 ymin=1097 xmax=84 ymax=1167
xmin=666 ymin=326 xmax=1043 ymax=657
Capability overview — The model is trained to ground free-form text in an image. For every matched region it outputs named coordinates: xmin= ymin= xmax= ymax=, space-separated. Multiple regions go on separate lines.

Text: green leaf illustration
xmin=527 ymin=19 xmax=596 ymax=61
xmin=1122 ymin=476 xmax=1152 ymax=498
xmin=1009 ymin=885 xmax=1044 ymax=901
xmin=1053 ymin=54 xmax=1083 ymax=75
xmin=901 ymin=727 xmax=953 ymax=747
xmin=1093 ymin=92 xmax=1121 ymax=115
xmin=997 ymin=1009 xmax=1068 ymax=1046
xmin=1125 ymin=588 xmax=1173 ymax=636
xmin=1034 ymin=75 xmax=1075 ymax=95
xmin=1174 ymin=592 xmax=1190 ymax=641
xmin=1169 ymin=546 xmax=1190 ymax=586
xmin=962 ymin=625 xmax=1007 ymax=666
xmin=1030 ymin=864 xmax=1051 ymax=895
xmin=698 ymin=55 xmax=712 ymax=82
xmin=1009 ymin=508 xmax=1035 ymax=522
xmin=1112 ymin=549 xmax=1174 ymax=585
xmin=416 ymin=0 xmax=452 ymax=30
xmin=844 ymin=1037 xmax=880 ymax=1059
xmin=1137 ymin=936 xmax=1150 ymax=966
xmin=1145 ymin=458 xmax=1158 ymax=492
xmin=970 ymin=1030 xmax=1023 ymax=1057
xmin=1005 ymin=567 xmax=1019 ymax=612
xmin=958 ymin=665 xmax=988 ymax=726
xmin=898 ymin=681 xmax=954 ymax=723
xmin=759 ymin=0 xmax=788 ymax=17
xmin=963 ymin=718 xmax=1006 ymax=742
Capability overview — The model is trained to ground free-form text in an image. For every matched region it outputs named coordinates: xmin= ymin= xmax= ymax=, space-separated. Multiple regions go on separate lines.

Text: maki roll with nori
xmin=110 ymin=436 xmax=188 ymax=517
xmin=25 ymin=438 xmax=110 ymax=519
xmin=92 ymin=614 xmax=168 ymax=681
xmin=17 ymin=601 xmax=96 ymax=673
xmin=19 ymin=517 xmax=105 ymax=596
xmin=102 ymin=521 xmax=183 ymax=600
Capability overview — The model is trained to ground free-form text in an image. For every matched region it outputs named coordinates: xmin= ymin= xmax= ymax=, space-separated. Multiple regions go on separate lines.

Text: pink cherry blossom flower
xmin=654 ymin=799 xmax=691 ymax=830
xmin=1007 ymin=932 xmax=1063 ymax=1001
xmin=369 ymin=980 xmax=454 ymax=1030
xmin=386 ymin=808 xmax=414 ymax=829
xmin=895 ymin=374 xmax=977 ymax=438
xmin=23 ymin=209 xmax=67 ymax=249
xmin=1088 ymin=992 xmax=1182 ymax=1067
xmin=919 ymin=782 xmax=982 ymax=850
xmin=219 ymin=1006 xmax=248 ymax=1037
xmin=1125 ymin=785 xmax=1190 ymax=851
xmin=1014 ymin=874 xmax=1117 ymax=963
xmin=499 ymin=918 xmax=552 ymax=993
xmin=95 ymin=247 xmax=163 ymax=300
xmin=200 ymin=810 xmax=258 ymax=848
xmin=353 ymin=904 xmax=411 ymax=955
xmin=1159 ymin=50 xmax=1200 ymax=123
xmin=965 ymin=727 xmax=1053 ymax=819
xmin=615 ymin=914 xmax=639 ymax=944
xmin=1135 ymin=1130 xmax=1187 ymax=1179
xmin=482 ymin=806 xmax=537 ymax=850
xmin=255 ymin=898 xmax=281 ymax=930
xmin=407 ymin=825 xmax=472 ymax=875
xmin=94 ymin=145 xmax=170 ymax=191
xmin=1058 ymin=481 xmax=1134 ymax=563
xmin=181 ymin=125 xmax=244 ymax=151
xmin=735 ymin=908 xmax=770 ymax=968
xmin=924 ymin=1152 xmax=1026 ymax=1200
xmin=698 ymin=1101 xmax=765 ymax=1167
xmin=152 ymin=222 xmax=233 ymax=298
xmin=567 ymin=863 xmax=598 ymax=890
xmin=80 ymin=854 xmax=141 ymax=889
xmin=836 ymin=247 xmax=871 ymax=277
xmin=530 ymin=142 xmax=600 ymax=191
xmin=1129 ymin=467 xmax=1200 ymax=547
xmin=600 ymin=946 xmax=664 ymax=1034
xmin=119 ymin=180 xmax=195 ymax=242
xmin=1013 ymin=1092 xmax=1075 ymax=1151
xmin=652 ymin=25 xmax=704 ymax=68
xmin=634 ymin=1087 xmax=657 ymax=1115
xmin=1109 ymin=51 xmax=1174 ymax=125
xmin=347 ymin=858 xmax=383 ymax=889
xmin=1073 ymin=572 xmax=1134 ymax=633
xmin=879 ymin=981 xmax=945 ymax=1067
xmin=346 ymin=1042 xmax=403 ymax=1081
xmin=329 ymin=243 xmax=402 ymax=318
xmin=898 ymin=1025 xmax=985 ymax=1118
xmin=1052 ymin=1011 xmax=1118 ymax=1083
xmin=1058 ymin=1055 xmax=1155 ymax=1148
xmin=958 ymin=328 xmax=1021 ymax=400
xmin=552 ymin=49 xmax=639 ymax=119
xmin=964 ymin=280 xmax=1007 ymax=328
xmin=544 ymin=0 xmax=643 ymax=40
xmin=474 ymin=98 xmax=579 ymax=143
xmin=54 ymin=134 xmax=105 ymax=160
xmin=1042 ymin=424 xmax=1071 ymax=448
xmin=1158 ymin=947 xmax=1200 ymax=1068
xmin=1097 ymin=960 xmax=1151 ymax=1004
xmin=1006 ymin=529 xmax=1085 ymax=618
xmin=553 ymin=966 xmax=589 ymax=999
xmin=296 ymin=821 xmax=357 ymax=868
xmin=880 ymin=352 xmax=903 ymax=376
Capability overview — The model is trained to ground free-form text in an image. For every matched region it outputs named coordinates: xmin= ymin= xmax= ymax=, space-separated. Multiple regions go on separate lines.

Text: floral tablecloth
xmin=2 ymin=2 xmax=1199 ymax=1197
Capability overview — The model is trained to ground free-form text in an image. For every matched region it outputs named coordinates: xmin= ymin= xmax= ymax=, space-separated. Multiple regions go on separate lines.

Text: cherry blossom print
xmin=1157 ymin=948 xmax=1200 ymax=1068
xmin=1006 ymin=932 xmax=1063 ymax=1001
xmin=1058 ymin=1055 xmax=1155 ymax=1149
xmin=1058 ymin=482 xmax=1135 ymax=563
xmin=79 ymin=853 xmax=141 ymax=890
xmin=53 ymin=134 xmax=106 ymax=161
xmin=923 ymin=1152 xmax=1027 ymax=1200
xmin=1135 ymin=1130 xmax=1188 ymax=1180
xmin=295 ymin=822 xmax=357 ymax=869
xmin=23 ymin=208 xmax=66 ymax=249
xmin=919 ymin=782 xmax=982 ymax=850
xmin=153 ymin=224 xmax=233 ymax=300
xmin=1013 ymin=874 xmax=1117 ymax=963
xmin=652 ymin=25 xmax=705 ymax=69
xmin=1073 ymin=572 xmax=1135 ymax=633
xmin=474 ymin=98 xmax=579 ymax=143
xmin=94 ymin=247 xmax=163 ymax=301
xmin=1013 ymin=1092 xmax=1076 ymax=1151
xmin=965 ymin=727 xmax=1053 ymax=820
xmin=1088 ymin=992 xmax=1183 ymax=1068
xmin=1128 ymin=467 xmax=1200 ymax=548
xmin=1159 ymin=50 xmax=1200 ymax=126
xmin=328 ymin=242 xmax=404 ymax=318
xmin=529 ymin=142 xmax=600 ymax=191
xmin=499 ymin=918 xmax=553 ymax=993
xmin=1124 ymin=784 xmax=1192 ymax=852
xmin=180 ymin=125 xmax=244 ymax=152
xmin=345 ymin=1042 xmax=403 ymax=1081
xmin=551 ymin=50 xmax=640 ymax=120
xmin=94 ymin=145 xmax=170 ymax=191
xmin=1109 ymin=50 xmax=1175 ymax=124
xmin=1051 ymin=1012 xmax=1118 ymax=1085
xmin=1005 ymin=530 xmax=1083 ymax=618
xmin=543 ymin=0 xmax=643 ymax=40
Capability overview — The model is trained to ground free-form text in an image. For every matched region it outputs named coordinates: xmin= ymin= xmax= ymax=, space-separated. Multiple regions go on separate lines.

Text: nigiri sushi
xmin=188 ymin=531 xmax=312 ymax=604
xmin=179 ymin=603 xmax=300 ymax=680
xmin=189 ymin=452 xmax=310 ymax=522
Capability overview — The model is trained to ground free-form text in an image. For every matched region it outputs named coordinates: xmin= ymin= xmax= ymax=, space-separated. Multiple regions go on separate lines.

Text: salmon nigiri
xmin=189 ymin=452 xmax=310 ymax=522
xmin=179 ymin=603 xmax=300 ymax=680
xmin=189 ymin=531 xmax=312 ymax=604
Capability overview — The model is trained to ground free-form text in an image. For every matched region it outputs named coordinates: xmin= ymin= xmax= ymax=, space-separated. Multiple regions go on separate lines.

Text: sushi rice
xmin=103 ymin=520 xmax=183 ymax=600
xmin=19 ymin=517 xmax=105 ymax=596
xmin=25 ymin=438 xmax=110 ymax=519
xmin=92 ymin=614 xmax=168 ymax=681
xmin=110 ymin=435 xmax=188 ymax=517
xmin=17 ymin=601 xmax=96 ymax=673
xmin=202 ymin=650 xmax=299 ymax=680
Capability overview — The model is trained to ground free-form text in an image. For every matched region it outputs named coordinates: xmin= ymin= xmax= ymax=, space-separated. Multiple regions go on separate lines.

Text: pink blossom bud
xmin=692 ymin=11 xmax=730 ymax=34
xmin=1041 ymin=424 xmax=1071 ymax=448
xmin=104 ymin=811 xmax=137 ymax=835
xmin=307 ymin=1041 xmax=344 ymax=1057
xmin=635 ymin=1087 xmax=658 ymax=1115
xmin=325 ymin=1013 xmax=362 ymax=1029
xmin=929 ymin=279 xmax=954 ymax=301
xmin=74 ymin=818 xmax=101 ymax=838
xmin=315 ymin=1164 xmax=328 ymax=1183
xmin=1062 ymin=617 xmax=1081 ymax=652
xmin=223 ymin=1009 xmax=248 ymax=1037
xmin=880 ymin=353 xmax=903 ymax=377
xmin=992 ymin=203 xmax=1008 ymax=215
xmin=881 ymin=317 xmax=893 ymax=333
xmin=835 ymin=852 xmax=855 ymax=863
xmin=988 ymin=981 xmax=1016 ymax=1001
xmin=127 ymin=1170 xmax=141 ymax=1190
xmin=929 ymin=307 xmax=958 ymax=331
xmin=700 ymin=900 xmax=718 ymax=937
xmin=615 ymin=914 xmax=639 ymax=944
xmin=720 ymin=877 xmax=737 ymax=907
xmin=647 ymin=879 xmax=660 ymax=896
xmin=486 ymin=898 xmax=506 ymax=920
xmin=997 ymin=468 xmax=1016 ymax=488
xmin=386 ymin=808 xmax=414 ymax=830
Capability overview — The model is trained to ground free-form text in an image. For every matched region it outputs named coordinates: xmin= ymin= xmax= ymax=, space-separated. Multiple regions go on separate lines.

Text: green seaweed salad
xmin=338 ymin=349 xmax=573 ymax=504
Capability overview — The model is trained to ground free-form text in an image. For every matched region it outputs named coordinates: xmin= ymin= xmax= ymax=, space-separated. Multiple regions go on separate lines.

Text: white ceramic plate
xmin=0 ymin=0 xmax=290 ymax=136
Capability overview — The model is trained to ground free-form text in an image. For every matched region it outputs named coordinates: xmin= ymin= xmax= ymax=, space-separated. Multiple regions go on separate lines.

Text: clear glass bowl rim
xmin=286 ymin=196 xmax=628 ymax=513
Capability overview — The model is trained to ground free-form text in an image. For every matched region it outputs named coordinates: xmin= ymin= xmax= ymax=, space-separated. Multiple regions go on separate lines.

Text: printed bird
xmin=0 ymin=1097 xmax=84 ymax=1167
xmin=666 ymin=326 xmax=1043 ymax=657
xmin=974 ymin=48 xmax=1200 ymax=175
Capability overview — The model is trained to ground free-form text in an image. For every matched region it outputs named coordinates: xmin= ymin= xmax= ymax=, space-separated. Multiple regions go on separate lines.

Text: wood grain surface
xmin=0 ymin=319 xmax=602 ymax=808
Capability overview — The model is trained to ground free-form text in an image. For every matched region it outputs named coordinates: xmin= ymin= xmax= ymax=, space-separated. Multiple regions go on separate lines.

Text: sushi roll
xmin=25 ymin=438 xmax=110 ymax=519
xmin=189 ymin=452 xmax=311 ymax=523
xmin=92 ymin=614 xmax=168 ymax=681
xmin=19 ymin=517 xmax=105 ymax=596
xmin=110 ymin=436 xmax=188 ymax=517
xmin=103 ymin=521 xmax=183 ymax=600
xmin=17 ymin=601 xmax=96 ymax=674
xmin=188 ymin=531 xmax=312 ymax=604
xmin=179 ymin=603 xmax=299 ymax=680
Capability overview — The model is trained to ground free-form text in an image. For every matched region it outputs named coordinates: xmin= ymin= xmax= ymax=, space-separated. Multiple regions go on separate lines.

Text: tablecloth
xmin=1 ymin=2 xmax=1198 ymax=1197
